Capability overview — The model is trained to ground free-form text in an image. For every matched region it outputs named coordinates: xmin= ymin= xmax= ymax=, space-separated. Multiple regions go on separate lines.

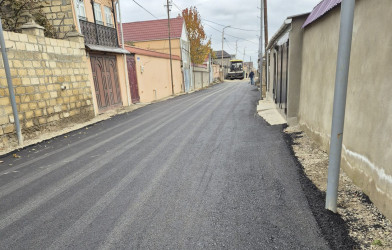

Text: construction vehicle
xmin=227 ymin=59 xmax=245 ymax=80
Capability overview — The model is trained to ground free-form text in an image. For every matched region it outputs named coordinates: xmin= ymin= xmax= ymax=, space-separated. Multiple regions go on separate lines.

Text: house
xmin=265 ymin=13 xmax=309 ymax=125
xmin=72 ymin=0 xmax=131 ymax=114
xmin=121 ymin=17 xmax=192 ymax=92
xmin=244 ymin=62 xmax=254 ymax=77
xmin=267 ymin=0 xmax=392 ymax=220
xmin=212 ymin=50 xmax=233 ymax=79
xmin=124 ymin=46 xmax=182 ymax=103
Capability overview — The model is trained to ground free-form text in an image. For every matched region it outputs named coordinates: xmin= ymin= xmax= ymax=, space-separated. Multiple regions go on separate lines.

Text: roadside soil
xmin=284 ymin=125 xmax=392 ymax=249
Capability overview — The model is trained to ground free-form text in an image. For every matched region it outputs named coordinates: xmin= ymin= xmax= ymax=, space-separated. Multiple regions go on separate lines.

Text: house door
xmin=90 ymin=53 xmax=122 ymax=111
xmin=126 ymin=55 xmax=140 ymax=103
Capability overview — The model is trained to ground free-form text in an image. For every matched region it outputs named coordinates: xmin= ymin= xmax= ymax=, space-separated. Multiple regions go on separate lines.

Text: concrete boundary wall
xmin=133 ymin=53 xmax=182 ymax=103
xmin=0 ymin=31 xmax=94 ymax=147
xmin=298 ymin=0 xmax=392 ymax=219
xmin=193 ymin=65 xmax=209 ymax=90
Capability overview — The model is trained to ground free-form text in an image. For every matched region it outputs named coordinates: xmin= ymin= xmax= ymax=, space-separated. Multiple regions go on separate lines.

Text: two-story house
xmin=121 ymin=17 xmax=193 ymax=92
xmin=71 ymin=0 xmax=131 ymax=113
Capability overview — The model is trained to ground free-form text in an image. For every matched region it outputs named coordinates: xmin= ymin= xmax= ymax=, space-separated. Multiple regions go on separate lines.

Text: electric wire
xmin=131 ymin=0 xmax=159 ymax=19
xmin=203 ymin=18 xmax=258 ymax=32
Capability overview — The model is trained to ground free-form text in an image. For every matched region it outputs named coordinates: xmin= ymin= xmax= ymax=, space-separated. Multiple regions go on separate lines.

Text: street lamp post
xmin=259 ymin=0 xmax=264 ymax=100
xmin=221 ymin=25 xmax=230 ymax=81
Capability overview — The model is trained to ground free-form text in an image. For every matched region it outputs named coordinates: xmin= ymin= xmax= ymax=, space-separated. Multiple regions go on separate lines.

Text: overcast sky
xmin=119 ymin=0 xmax=321 ymax=65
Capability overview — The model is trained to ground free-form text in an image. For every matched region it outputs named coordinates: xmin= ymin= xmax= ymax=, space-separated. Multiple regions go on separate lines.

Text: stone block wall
xmin=40 ymin=0 xmax=75 ymax=38
xmin=0 ymin=0 xmax=75 ymax=39
xmin=0 ymin=30 xmax=94 ymax=147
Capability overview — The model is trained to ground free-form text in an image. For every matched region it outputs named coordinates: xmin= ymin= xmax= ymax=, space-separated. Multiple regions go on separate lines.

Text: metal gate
xmin=272 ymin=41 xmax=289 ymax=114
xmin=90 ymin=53 xmax=122 ymax=111
xmin=126 ymin=55 xmax=140 ymax=103
xmin=184 ymin=68 xmax=191 ymax=92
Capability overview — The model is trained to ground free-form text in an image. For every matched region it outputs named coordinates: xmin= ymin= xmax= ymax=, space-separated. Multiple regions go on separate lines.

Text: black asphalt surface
xmin=0 ymin=81 xmax=329 ymax=249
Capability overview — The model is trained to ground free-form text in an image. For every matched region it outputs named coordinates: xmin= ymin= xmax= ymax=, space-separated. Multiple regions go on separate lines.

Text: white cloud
xmin=119 ymin=0 xmax=321 ymax=64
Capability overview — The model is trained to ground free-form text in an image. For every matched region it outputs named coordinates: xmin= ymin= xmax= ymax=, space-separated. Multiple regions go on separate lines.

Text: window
xmin=77 ymin=0 xmax=86 ymax=20
xmin=93 ymin=3 xmax=103 ymax=25
xmin=104 ymin=6 xmax=114 ymax=27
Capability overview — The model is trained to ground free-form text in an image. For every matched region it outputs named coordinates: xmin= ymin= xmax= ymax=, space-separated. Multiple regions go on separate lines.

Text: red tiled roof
xmin=302 ymin=0 xmax=342 ymax=28
xmin=125 ymin=45 xmax=181 ymax=60
xmin=121 ymin=17 xmax=184 ymax=42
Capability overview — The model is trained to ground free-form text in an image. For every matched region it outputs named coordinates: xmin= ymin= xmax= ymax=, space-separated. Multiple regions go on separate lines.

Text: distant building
xmin=213 ymin=50 xmax=233 ymax=79
xmin=121 ymin=17 xmax=192 ymax=92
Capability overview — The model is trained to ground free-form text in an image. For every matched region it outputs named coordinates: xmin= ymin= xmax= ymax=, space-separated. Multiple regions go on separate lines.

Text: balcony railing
xmin=79 ymin=19 xmax=119 ymax=47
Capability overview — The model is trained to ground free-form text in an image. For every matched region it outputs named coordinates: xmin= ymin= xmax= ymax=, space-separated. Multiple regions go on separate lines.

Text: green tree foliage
xmin=0 ymin=0 xmax=56 ymax=38
xmin=182 ymin=7 xmax=213 ymax=64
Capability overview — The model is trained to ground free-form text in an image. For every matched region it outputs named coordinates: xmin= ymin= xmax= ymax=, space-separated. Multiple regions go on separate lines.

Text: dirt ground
xmin=284 ymin=125 xmax=392 ymax=249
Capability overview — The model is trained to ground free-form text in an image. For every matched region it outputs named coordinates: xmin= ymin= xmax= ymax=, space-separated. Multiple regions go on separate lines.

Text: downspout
xmin=112 ymin=0 xmax=119 ymax=46
xmin=90 ymin=0 xmax=99 ymax=44
xmin=116 ymin=0 xmax=132 ymax=106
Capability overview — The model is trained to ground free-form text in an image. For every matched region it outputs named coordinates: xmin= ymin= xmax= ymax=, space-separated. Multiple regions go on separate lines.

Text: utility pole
xmin=235 ymin=40 xmax=238 ymax=58
xmin=259 ymin=0 xmax=264 ymax=100
xmin=243 ymin=47 xmax=246 ymax=61
xmin=166 ymin=0 xmax=174 ymax=95
xmin=325 ymin=0 xmax=356 ymax=213
xmin=0 ymin=20 xmax=23 ymax=145
xmin=264 ymin=0 xmax=269 ymax=92
xmin=264 ymin=0 xmax=268 ymax=50
xmin=221 ymin=26 xmax=230 ymax=81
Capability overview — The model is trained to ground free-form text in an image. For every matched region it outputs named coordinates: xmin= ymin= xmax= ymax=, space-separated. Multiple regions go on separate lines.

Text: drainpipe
xmin=90 ymin=0 xmax=99 ymax=44
xmin=325 ymin=0 xmax=356 ymax=213
xmin=116 ymin=0 xmax=132 ymax=106
xmin=0 ymin=22 xmax=23 ymax=146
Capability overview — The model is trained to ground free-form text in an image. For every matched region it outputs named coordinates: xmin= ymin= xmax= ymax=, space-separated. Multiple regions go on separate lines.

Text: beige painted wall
xmin=134 ymin=55 xmax=182 ymax=103
xmin=78 ymin=0 xmax=115 ymax=25
xmin=298 ymin=0 xmax=392 ymax=219
xmin=286 ymin=16 xmax=307 ymax=125
xmin=134 ymin=40 xmax=182 ymax=58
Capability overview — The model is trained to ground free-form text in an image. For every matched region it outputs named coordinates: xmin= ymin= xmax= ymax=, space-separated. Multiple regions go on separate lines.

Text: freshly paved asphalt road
xmin=0 ymin=81 xmax=329 ymax=249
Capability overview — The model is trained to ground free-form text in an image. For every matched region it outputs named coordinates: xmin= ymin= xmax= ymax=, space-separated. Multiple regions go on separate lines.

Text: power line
xmin=203 ymin=23 xmax=258 ymax=45
xmin=131 ymin=0 xmax=159 ymax=19
xmin=172 ymin=1 xmax=182 ymax=12
xmin=203 ymin=18 xmax=258 ymax=32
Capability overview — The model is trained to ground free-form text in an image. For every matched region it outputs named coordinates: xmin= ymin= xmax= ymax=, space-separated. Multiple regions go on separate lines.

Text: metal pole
xmin=266 ymin=49 xmax=269 ymax=92
xmin=221 ymin=26 xmax=230 ymax=81
xmin=263 ymin=0 xmax=268 ymax=50
xmin=117 ymin=0 xmax=132 ymax=106
xmin=259 ymin=0 xmax=264 ymax=100
xmin=0 ymin=21 xmax=23 ymax=145
xmin=235 ymin=40 xmax=238 ymax=58
xmin=325 ymin=0 xmax=356 ymax=212
xmin=221 ymin=29 xmax=224 ymax=81
xmin=90 ymin=0 xmax=99 ymax=44
xmin=166 ymin=0 xmax=174 ymax=95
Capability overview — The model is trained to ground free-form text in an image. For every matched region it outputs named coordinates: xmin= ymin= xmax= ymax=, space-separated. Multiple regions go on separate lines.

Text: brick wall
xmin=0 ymin=30 xmax=94 ymax=147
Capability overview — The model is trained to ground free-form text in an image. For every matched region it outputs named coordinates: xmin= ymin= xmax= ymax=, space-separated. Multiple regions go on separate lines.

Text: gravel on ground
xmin=284 ymin=125 xmax=392 ymax=249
